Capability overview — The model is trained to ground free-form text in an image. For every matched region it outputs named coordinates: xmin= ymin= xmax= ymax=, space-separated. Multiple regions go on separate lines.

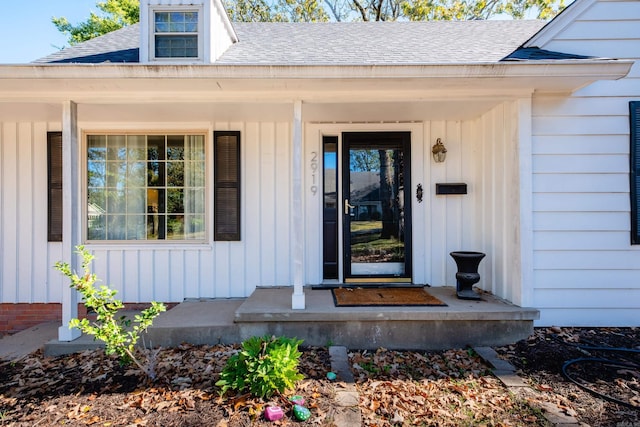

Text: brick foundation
xmin=0 ymin=302 xmax=176 ymax=335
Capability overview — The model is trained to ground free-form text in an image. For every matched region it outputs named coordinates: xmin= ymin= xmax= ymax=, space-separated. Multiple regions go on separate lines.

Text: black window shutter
xmin=631 ymin=102 xmax=640 ymax=244
xmin=214 ymin=131 xmax=241 ymax=241
xmin=47 ymin=132 xmax=63 ymax=242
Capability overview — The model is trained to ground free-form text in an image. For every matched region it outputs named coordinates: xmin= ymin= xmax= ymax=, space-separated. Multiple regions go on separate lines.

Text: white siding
xmin=87 ymin=120 xmax=293 ymax=302
xmin=0 ymin=118 xmax=293 ymax=304
xmin=531 ymin=0 xmax=640 ymax=326
xmin=304 ymin=109 xmax=522 ymax=304
xmin=0 ymin=121 xmax=65 ymax=304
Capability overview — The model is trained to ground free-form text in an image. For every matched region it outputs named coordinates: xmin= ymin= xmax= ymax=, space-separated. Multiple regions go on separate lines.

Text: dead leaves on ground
xmin=0 ymin=344 xmax=335 ymax=426
xmin=350 ymin=348 xmax=547 ymax=426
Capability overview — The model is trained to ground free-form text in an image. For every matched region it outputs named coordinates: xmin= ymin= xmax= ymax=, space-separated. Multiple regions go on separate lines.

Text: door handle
xmin=344 ymin=199 xmax=355 ymax=215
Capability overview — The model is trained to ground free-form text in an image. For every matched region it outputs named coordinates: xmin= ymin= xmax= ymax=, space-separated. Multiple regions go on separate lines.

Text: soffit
xmin=0 ymin=61 xmax=632 ymax=103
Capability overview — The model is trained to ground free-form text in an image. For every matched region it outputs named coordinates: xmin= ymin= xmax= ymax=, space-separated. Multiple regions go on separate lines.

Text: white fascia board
xmin=0 ymin=61 xmax=632 ymax=101
xmin=523 ymin=0 xmax=597 ymax=48
xmin=0 ymin=60 xmax=632 ymax=80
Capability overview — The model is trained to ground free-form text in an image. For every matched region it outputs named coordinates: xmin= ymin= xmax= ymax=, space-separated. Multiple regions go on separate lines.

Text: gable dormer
xmin=139 ymin=0 xmax=238 ymax=64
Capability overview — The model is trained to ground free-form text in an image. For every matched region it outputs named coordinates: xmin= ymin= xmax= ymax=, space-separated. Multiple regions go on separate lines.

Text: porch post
xmin=291 ymin=100 xmax=305 ymax=309
xmin=58 ymin=100 xmax=82 ymax=341
xmin=517 ymin=96 xmax=534 ymax=308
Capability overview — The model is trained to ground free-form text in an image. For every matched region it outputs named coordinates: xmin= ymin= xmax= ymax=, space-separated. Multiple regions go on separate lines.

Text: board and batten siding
xmin=304 ymin=105 xmax=523 ymax=305
xmin=0 ymin=121 xmax=65 ymax=304
xmin=0 ymin=120 xmax=293 ymax=305
xmin=531 ymin=0 xmax=640 ymax=326
xmin=88 ymin=121 xmax=293 ymax=303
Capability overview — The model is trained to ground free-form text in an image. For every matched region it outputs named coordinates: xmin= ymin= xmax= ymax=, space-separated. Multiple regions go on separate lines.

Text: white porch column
xmin=517 ymin=96 xmax=534 ymax=308
xmin=291 ymin=100 xmax=305 ymax=309
xmin=58 ymin=100 xmax=82 ymax=341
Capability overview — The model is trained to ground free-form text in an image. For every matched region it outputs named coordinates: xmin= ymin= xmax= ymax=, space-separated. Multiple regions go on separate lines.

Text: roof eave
xmin=0 ymin=60 xmax=632 ymax=97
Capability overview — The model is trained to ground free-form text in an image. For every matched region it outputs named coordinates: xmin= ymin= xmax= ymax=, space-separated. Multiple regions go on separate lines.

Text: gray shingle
xmin=35 ymin=19 xmax=547 ymax=65
xmin=34 ymin=24 xmax=139 ymax=63
xmin=220 ymin=20 xmax=547 ymax=65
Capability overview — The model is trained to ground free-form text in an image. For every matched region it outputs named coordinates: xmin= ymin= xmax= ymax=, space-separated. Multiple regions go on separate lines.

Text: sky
xmin=0 ymin=0 xmax=98 ymax=64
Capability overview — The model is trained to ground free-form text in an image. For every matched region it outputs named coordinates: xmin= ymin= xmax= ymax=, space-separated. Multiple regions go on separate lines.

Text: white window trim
xmin=149 ymin=6 xmax=204 ymax=63
xmin=81 ymin=130 xmax=210 ymax=245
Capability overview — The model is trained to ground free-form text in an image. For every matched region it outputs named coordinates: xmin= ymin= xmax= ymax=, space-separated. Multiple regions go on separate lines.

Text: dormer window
xmin=151 ymin=9 xmax=202 ymax=60
xmin=140 ymin=0 xmax=238 ymax=64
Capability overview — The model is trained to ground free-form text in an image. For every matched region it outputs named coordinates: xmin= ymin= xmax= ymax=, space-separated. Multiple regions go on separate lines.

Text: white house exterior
xmin=0 ymin=0 xmax=638 ymax=340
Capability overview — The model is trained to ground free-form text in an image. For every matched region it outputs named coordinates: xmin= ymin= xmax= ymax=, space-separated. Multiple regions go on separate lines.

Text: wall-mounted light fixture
xmin=416 ymin=184 xmax=423 ymax=203
xmin=432 ymin=138 xmax=447 ymax=163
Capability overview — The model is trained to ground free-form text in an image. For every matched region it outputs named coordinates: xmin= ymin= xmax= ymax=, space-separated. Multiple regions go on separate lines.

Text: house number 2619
xmin=310 ymin=151 xmax=318 ymax=195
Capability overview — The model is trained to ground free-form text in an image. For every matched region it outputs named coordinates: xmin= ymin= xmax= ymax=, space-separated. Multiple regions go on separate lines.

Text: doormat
xmin=332 ymin=287 xmax=447 ymax=307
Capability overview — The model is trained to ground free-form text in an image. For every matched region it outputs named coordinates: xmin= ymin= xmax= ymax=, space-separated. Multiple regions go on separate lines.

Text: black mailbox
xmin=436 ymin=183 xmax=467 ymax=195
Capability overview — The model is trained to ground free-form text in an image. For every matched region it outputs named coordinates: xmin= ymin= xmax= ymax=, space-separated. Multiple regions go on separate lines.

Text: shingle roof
xmin=35 ymin=19 xmax=549 ymax=65
xmin=34 ymin=24 xmax=139 ymax=63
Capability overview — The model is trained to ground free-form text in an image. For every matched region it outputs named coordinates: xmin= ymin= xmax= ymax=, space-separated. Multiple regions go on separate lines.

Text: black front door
xmin=342 ymin=132 xmax=412 ymax=283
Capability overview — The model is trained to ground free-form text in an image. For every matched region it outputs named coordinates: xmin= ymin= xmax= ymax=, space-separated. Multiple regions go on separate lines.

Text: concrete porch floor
xmin=45 ymin=286 xmax=539 ymax=356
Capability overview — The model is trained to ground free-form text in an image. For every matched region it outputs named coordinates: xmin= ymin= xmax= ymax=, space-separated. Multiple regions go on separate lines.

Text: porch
xmin=45 ymin=286 xmax=538 ymax=356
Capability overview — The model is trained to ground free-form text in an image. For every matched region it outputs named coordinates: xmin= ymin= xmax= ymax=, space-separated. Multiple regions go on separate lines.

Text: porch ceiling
xmin=0 ymin=99 xmax=506 ymax=122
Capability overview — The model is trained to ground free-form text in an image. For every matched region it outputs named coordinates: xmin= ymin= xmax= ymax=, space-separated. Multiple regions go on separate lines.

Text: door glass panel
xmin=348 ymin=143 xmax=405 ymax=276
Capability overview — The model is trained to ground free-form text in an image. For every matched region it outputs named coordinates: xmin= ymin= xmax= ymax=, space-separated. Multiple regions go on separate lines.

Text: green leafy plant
xmin=55 ymin=246 xmax=166 ymax=380
xmin=216 ymin=335 xmax=304 ymax=398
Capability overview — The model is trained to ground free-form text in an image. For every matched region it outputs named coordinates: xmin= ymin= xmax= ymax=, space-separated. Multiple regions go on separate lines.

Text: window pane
xmin=88 ymin=215 xmax=106 ymax=240
xmin=186 ymin=188 xmax=205 ymax=214
xmin=147 ymin=162 xmax=165 ymax=187
xmin=167 ymin=136 xmax=185 ymax=160
xmin=167 ymin=215 xmax=185 ymax=240
xmin=167 ymin=189 xmax=184 ymax=213
xmin=127 ymin=162 xmax=146 ymax=187
xmin=127 ymin=135 xmax=146 ymax=160
xmin=187 ymin=135 xmax=204 ymax=160
xmin=167 ymin=162 xmax=184 ymax=187
xmin=185 ymin=215 xmax=205 ymax=239
xmin=185 ymin=161 xmax=204 ymax=187
xmin=185 ymin=12 xmax=198 ymax=23
xmin=88 ymin=161 xmax=106 ymax=187
xmin=88 ymin=135 xmax=106 ymax=160
xmin=155 ymin=12 xmax=169 ymax=23
xmin=170 ymin=12 xmax=185 ymax=23
xmin=107 ymin=215 xmax=126 ymax=240
xmin=127 ymin=215 xmax=146 ymax=240
xmin=107 ymin=190 xmax=126 ymax=213
xmin=126 ymin=188 xmax=146 ymax=213
xmin=107 ymin=162 xmax=126 ymax=188
xmin=148 ymin=136 xmax=165 ymax=161
xmin=147 ymin=214 xmax=164 ymax=240
xmin=107 ymin=135 xmax=126 ymax=160
xmin=88 ymin=188 xmax=107 ymax=212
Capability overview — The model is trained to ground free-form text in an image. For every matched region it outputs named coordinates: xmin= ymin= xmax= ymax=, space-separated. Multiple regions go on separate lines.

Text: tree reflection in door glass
xmin=349 ymin=148 xmax=405 ymax=265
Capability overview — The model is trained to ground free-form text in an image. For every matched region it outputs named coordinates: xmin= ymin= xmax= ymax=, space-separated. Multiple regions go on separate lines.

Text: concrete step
xmin=44 ymin=286 xmax=539 ymax=356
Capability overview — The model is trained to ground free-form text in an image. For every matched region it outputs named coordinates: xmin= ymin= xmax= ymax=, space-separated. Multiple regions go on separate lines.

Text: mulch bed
xmin=0 ymin=328 xmax=638 ymax=426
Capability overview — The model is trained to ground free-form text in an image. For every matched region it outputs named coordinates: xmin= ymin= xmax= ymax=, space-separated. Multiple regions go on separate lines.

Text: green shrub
xmin=55 ymin=246 xmax=166 ymax=380
xmin=216 ymin=335 xmax=304 ymax=398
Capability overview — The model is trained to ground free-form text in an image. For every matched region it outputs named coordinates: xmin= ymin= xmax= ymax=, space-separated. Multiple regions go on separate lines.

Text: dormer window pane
xmin=154 ymin=11 xmax=199 ymax=59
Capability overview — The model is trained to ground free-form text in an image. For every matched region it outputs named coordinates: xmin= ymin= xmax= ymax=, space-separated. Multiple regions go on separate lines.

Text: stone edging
xmin=474 ymin=346 xmax=583 ymax=427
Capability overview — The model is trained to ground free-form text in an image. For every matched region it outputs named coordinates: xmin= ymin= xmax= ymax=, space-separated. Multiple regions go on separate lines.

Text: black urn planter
xmin=450 ymin=251 xmax=486 ymax=300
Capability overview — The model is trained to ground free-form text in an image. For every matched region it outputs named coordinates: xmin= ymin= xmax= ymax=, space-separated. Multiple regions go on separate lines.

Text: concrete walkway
xmin=0 ymin=321 xmax=58 ymax=361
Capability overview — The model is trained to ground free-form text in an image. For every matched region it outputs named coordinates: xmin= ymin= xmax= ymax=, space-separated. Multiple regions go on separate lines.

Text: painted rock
xmin=326 ymin=372 xmax=337 ymax=381
xmin=289 ymin=395 xmax=305 ymax=406
xmin=293 ymin=404 xmax=311 ymax=421
xmin=264 ymin=406 xmax=284 ymax=421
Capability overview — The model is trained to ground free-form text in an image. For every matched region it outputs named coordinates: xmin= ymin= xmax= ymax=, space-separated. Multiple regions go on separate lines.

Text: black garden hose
xmin=561 ymin=346 xmax=640 ymax=409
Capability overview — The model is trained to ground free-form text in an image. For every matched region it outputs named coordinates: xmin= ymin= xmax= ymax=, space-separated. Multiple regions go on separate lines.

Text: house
xmin=0 ymin=0 xmax=638 ymax=341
